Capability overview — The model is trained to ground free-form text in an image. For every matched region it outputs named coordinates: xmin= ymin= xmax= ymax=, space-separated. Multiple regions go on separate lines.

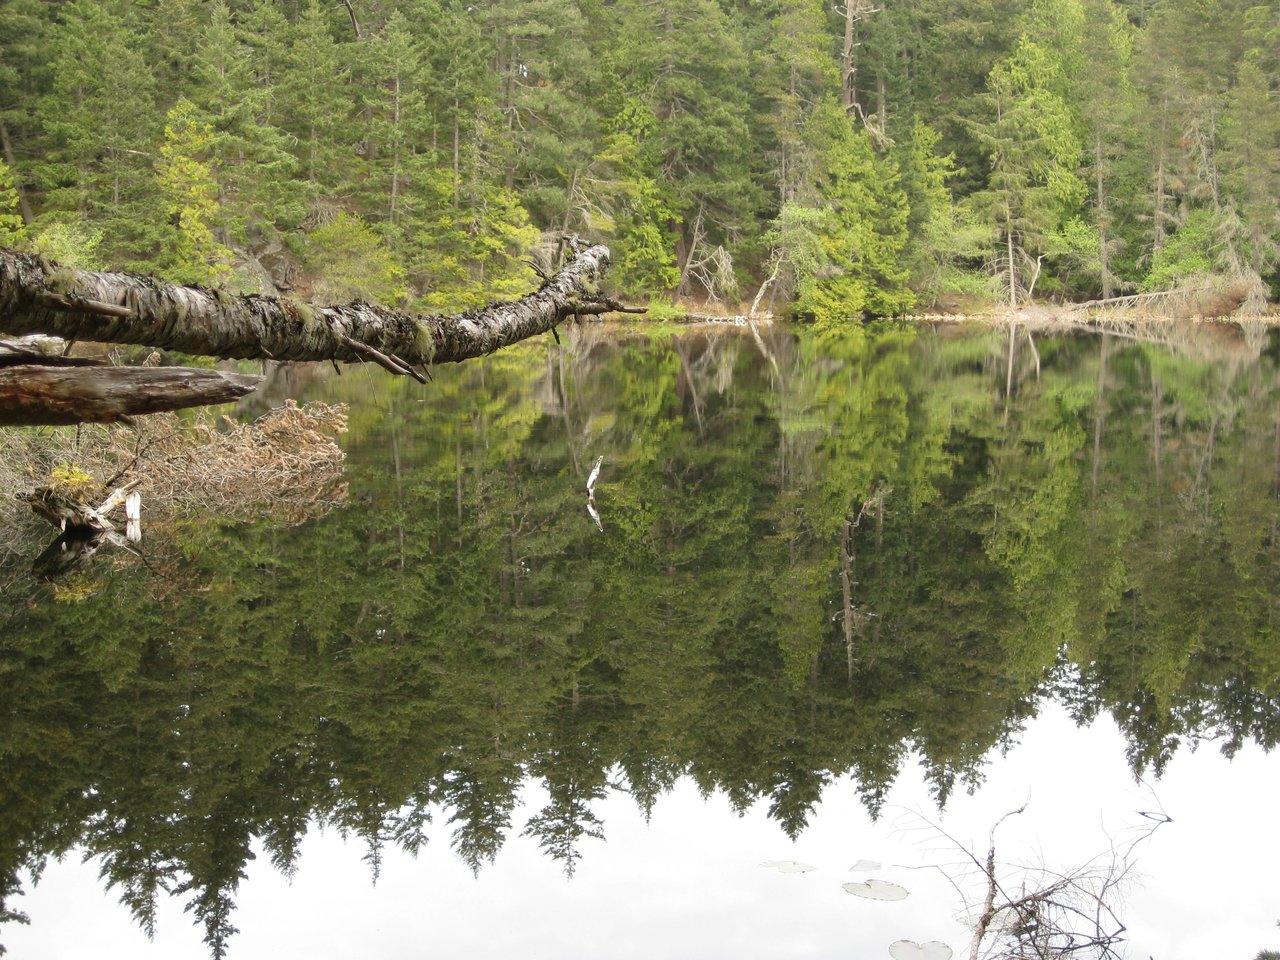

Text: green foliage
xmin=304 ymin=212 xmax=407 ymax=306
xmin=36 ymin=0 xmax=164 ymax=264
xmin=1220 ymin=60 xmax=1280 ymax=277
xmin=156 ymin=99 xmax=233 ymax=286
xmin=893 ymin=121 xmax=988 ymax=304
xmin=1045 ymin=216 xmax=1105 ymax=292
xmin=26 ymin=218 xmax=104 ymax=268
xmin=0 ymin=0 xmax=1274 ymax=307
xmin=0 ymin=160 xmax=23 ymax=246
xmin=403 ymin=167 xmax=539 ymax=313
xmin=1141 ymin=209 xmax=1223 ymax=291
xmin=968 ymin=30 xmax=1088 ymax=305
xmin=642 ymin=300 xmax=685 ymax=322
xmin=795 ymin=99 xmax=913 ymax=327
xmin=590 ymin=100 xmax=681 ymax=295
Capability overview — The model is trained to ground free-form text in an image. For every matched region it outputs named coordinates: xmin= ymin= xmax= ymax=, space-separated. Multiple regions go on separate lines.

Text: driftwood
xmin=0 ymin=364 xmax=261 ymax=426
xmin=26 ymin=479 xmax=144 ymax=580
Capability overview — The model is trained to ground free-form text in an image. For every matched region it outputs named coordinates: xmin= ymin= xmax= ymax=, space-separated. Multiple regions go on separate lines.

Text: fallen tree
xmin=0 ymin=363 xmax=261 ymax=426
xmin=0 ymin=242 xmax=637 ymax=424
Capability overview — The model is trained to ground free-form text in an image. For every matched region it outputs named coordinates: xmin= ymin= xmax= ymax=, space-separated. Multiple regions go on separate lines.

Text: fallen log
xmin=0 ymin=243 xmax=638 ymax=379
xmin=0 ymin=364 xmax=262 ymax=426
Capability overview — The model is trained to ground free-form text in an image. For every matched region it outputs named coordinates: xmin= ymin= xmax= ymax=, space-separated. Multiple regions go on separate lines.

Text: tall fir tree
xmin=1220 ymin=60 xmax=1280 ymax=293
xmin=156 ymin=98 xmax=235 ymax=286
xmin=37 ymin=0 xmax=165 ymax=265
xmin=188 ymin=2 xmax=299 ymax=245
xmin=0 ymin=158 xmax=25 ymax=246
xmin=796 ymin=98 xmax=912 ymax=325
xmin=967 ymin=32 xmax=1085 ymax=305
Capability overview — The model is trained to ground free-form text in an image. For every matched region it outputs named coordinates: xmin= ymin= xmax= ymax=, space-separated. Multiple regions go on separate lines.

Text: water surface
xmin=3 ymin=321 xmax=1278 ymax=957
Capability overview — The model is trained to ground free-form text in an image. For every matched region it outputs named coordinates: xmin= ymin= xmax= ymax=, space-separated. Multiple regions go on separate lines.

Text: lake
xmin=2 ymin=320 xmax=1278 ymax=959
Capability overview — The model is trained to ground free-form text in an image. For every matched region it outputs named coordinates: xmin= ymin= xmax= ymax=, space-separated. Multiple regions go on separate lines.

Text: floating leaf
xmin=842 ymin=879 xmax=909 ymax=901
xmin=889 ymin=940 xmax=952 ymax=960
xmin=760 ymin=860 xmax=817 ymax=874
xmin=849 ymin=859 xmax=882 ymax=872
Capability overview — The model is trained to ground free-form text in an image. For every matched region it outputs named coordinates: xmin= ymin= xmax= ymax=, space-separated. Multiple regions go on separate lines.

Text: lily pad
xmin=842 ymin=879 xmax=909 ymax=901
xmin=889 ymin=941 xmax=952 ymax=960
xmin=760 ymin=860 xmax=817 ymax=874
xmin=849 ymin=859 xmax=882 ymax=872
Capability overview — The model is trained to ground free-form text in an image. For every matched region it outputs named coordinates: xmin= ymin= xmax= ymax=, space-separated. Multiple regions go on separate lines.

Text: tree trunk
xmin=0 ymin=364 xmax=260 ymax=426
xmin=0 ymin=244 xmax=632 ymax=377
xmin=1094 ymin=129 xmax=1113 ymax=300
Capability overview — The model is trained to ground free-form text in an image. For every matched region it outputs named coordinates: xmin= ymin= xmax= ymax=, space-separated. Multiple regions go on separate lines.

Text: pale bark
xmin=0 ymin=243 xmax=634 ymax=377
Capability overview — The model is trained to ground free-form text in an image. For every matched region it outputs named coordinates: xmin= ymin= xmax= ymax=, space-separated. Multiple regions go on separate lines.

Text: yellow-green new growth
xmin=156 ymin=98 xmax=234 ymax=288
xmin=0 ymin=159 xmax=24 ymax=247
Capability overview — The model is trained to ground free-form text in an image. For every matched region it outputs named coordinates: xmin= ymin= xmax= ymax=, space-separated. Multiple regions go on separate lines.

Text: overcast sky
xmin=9 ymin=702 xmax=1278 ymax=960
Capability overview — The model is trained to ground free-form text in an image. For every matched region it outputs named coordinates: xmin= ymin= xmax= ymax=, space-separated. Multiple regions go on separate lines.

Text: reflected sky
xmin=10 ymin=703 xmax=1278 ymax=959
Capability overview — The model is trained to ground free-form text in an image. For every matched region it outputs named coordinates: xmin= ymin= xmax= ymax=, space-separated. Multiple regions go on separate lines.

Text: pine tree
xmin=1220 ymin=61 xmax=1280 ymax=286
xmin=478 ymin=0 xmax=602 ymax=230
xmin=751 ymin=0 xmax=835 ymax=205
xmin=275 ymin=2 xmax=355 ymax=202
xmin=797 ymin=98 xmax=912 ymax=325
xmin=0 ymin=158 xmax=25 ymax=246
xmin=590 ymin=99 xmax=681 ymax=296
xmin=967 ymin=34 xmax=1085 ymax=306
xmin=893 ymin=121 xmax=987 ymax=304
xmin=0 ymin=0 xmax=50 ymax=229
xmin=156 ymin=98 xmax=234 ymax=286
xmin=606 ymin=0 xmax=761 ymax=294
xmin=1074 ymin=0 xmax=1140 ymax=297
xmin=36 ymin=0 xmax=165 ymax=265
xmin=303 ymin=211 xmax=407 ymax=305
xmin=187 ymin=2 xmax=298 ymax=243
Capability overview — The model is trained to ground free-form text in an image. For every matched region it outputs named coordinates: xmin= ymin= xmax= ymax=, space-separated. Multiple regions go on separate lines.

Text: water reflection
xmin=2 ymin=321 xmax=1279 ymax=955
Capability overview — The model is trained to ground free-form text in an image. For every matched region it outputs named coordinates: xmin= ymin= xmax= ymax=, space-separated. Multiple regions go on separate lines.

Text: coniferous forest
xmin=0 ymin=0 xmax=1277 ymax=323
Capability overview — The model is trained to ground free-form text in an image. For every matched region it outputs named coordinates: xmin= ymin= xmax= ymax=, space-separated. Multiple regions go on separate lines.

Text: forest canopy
xmin=0 ymin=0 xmax=1277 ymax=324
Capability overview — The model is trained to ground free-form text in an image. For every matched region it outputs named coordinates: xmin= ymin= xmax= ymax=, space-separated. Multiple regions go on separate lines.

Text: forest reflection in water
xmin=2 ymin=320 xmax=1279 ymax=956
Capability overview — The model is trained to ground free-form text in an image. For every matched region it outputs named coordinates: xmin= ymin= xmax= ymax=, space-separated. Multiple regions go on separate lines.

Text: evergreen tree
xmin=607 ymin=0 xmax=761 ymax=294
xmin=893 ymin=121 xmax=987 ymax=304
xmin=1074 ymin=0 xmax=1141 ymax=297
xmin=1220 ymin=61 xmax=1280 ymax=288
xmin=368 ymin=12 xmax=428 ymax=225
xmin=188 ymin=2 xmax=298 ymax=244
xmin=478 ymin=0 xmax=601 ymax=230
xmin=303 ymin=211 xmax=407 ymax=305
xmin=591 ymin=99 xmax=682 ymax=296
xmin=0 ymin=0 xmax=50 ymax=228
xmin=0 ymin=159 xmax=24 ymax=246
xmin=155 ymin=99 xmax=234 ymax=286
xmin=796 ymin=98 xmax=912 ymax=325
xmin=273 ymin=1 xmax=354 ymax=202
xmin=752 ymin=0 xmax=835 ymax=204
xmin=967 ymin=33 xmax=1085 ymax=306
xmin=37 ymin=0 xmax=165 ymax=265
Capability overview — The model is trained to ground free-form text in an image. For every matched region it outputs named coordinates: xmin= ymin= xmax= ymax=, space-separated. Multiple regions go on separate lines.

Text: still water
xmin=2 ymin=321 xmax=1278 ymax=958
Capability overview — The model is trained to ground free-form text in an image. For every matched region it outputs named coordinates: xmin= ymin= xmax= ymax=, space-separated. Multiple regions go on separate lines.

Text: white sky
xmin=8 ymin=702 xmax=1279 ymax=960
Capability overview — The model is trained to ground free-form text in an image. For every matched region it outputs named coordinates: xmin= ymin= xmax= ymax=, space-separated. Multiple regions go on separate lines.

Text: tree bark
xmin=0 ymin=243 xmax=634 ymax=379
xmin=0 ymin=364 xmax=261 ymax=426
